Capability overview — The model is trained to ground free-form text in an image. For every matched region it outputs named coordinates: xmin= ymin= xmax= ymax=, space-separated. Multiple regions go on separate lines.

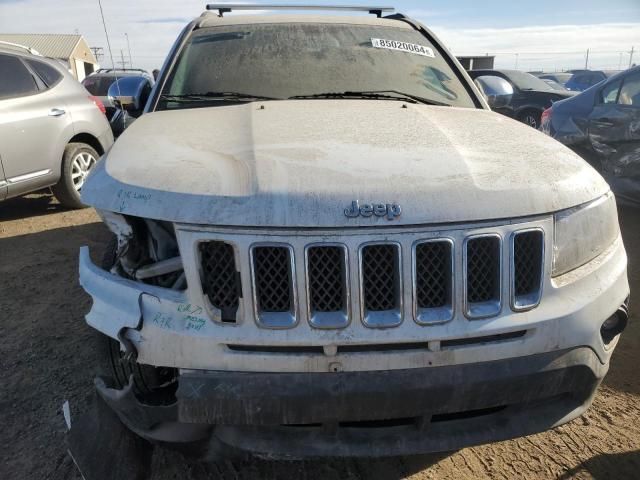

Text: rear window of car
xmin=503 ymin=71 xmax=555 ymax=92
xmin=159 ymin=23 xmax=477 ymax=110
xmin=25 ymin=58 xmax=63 ymax=88
xmin=82 ymin=75 xmax=117 ymax=96
xmin=0 ymin=54 xmax=38 ymax=99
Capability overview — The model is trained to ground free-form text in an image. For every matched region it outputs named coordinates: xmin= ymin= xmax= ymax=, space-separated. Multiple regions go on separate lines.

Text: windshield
xmin=504 ymin=71 xmax=555 ymax=91
xmin=541 ymin=73 xmax=571 ymax=84
xmin=158 ymin=23 xmax=476 ymax=110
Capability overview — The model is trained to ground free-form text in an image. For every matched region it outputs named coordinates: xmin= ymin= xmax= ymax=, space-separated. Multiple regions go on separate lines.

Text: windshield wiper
xmin=160 ymin=91 xmax=279 ymax=102
xmin=288 ymin=90 xmax=450 ymax=106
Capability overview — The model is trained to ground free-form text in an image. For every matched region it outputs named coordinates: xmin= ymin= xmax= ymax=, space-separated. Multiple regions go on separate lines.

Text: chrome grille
xmin=199 ymin=241 xmax=240 ymax=322
xmin=512 ymin=230 xmax=544 ymax=310
xmin=252 ymin=246 xmax=293 ymax=313
xmin=193 ymin=222 xmax=546 ymax=329
xmin=307 ymin=246 xmax=346 ymax=312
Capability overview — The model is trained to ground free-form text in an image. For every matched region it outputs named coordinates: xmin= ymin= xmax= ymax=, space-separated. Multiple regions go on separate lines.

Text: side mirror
xmin=473 ymin=75 xmax=514 ymax=109
xmin=107 ymin=76 xmax=152 ymax=115
xmin=111 ymin=95 xmax=135 ymax=109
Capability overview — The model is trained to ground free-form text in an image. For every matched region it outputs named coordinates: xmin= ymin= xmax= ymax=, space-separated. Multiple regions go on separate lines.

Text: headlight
xmin=552 ymin=192 xmax=620 ymax=277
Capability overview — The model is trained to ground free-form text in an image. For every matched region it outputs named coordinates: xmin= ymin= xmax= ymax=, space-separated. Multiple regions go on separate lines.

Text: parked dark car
xmin=565 ymin=70 xmax=621 ymax=92
xmin=538 ymin=72 xmax=572 ymax=86
xmin=106 ymin=75 xmax=153 ymax=137
xmin=82 ymin=68 xmax=153 ymax=119
xmin=541 ymin=66 xmax=640 ymax=206
xmin=469 ymin=69 xmax=573 ymax=128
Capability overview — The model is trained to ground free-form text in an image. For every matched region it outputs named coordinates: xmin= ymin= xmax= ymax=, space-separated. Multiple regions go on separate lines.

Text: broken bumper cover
xmin=97 ymin=346 xmax=606 ymax=457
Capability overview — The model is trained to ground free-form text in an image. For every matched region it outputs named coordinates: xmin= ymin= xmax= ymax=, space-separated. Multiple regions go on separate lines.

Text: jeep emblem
xmin=344 ymin=200 xmax=402 ymax=220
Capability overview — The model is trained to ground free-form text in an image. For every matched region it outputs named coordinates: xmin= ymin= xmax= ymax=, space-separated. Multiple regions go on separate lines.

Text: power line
xmin=125 ymin=32 xmax=133 ymax=68
xmin=116 ymin=49 xmax=130 ymax=69
xmin=90 ymin=46 xmax=103 ymax=62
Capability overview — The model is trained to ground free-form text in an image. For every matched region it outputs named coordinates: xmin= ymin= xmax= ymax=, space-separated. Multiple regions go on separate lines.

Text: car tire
xmin=52 ymin=142 xmax=99 ymax=209
xmin=94 ymin=235 xmax=178 ymax=402
xmin=518 ymin=110 xmax=542 ymax=129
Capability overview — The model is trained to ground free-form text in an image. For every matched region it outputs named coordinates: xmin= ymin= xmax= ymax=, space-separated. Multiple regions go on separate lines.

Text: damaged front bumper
xmin=94 ymin=347 xmax=606 ymax=457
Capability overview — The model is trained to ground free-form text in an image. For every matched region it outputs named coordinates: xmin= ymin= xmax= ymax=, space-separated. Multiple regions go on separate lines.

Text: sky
xmin=0 ymin=0 xmax=638 ymax=73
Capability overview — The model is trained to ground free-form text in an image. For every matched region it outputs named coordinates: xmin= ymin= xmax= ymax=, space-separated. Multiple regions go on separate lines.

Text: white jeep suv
xmin=79 ymin=5 xmax=629 ymax=458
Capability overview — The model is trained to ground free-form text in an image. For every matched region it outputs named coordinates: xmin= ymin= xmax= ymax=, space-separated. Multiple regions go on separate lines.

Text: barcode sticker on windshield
xmin=371 ymin=38 xmax=435 ymax=57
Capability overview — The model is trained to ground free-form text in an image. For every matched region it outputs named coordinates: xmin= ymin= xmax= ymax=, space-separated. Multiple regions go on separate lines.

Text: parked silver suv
xmin=0 ymin=42 xmax=113 ymax=208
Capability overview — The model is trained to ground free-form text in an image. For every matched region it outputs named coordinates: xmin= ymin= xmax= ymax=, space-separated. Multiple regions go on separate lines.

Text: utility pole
xmin=117 ymin=49 xmax=128 ymax=69
xmin=630 ymin=46 xmax=635 ymax=68
xmin=514 ymin=52 xmax=519 ymax=70
xmin=585 ymin=48 xmax=589 ymax=69
xmin=90 ymin=46 xmax=103 ymax=62
xmin=125 ymin=33 xmax=133 ymax=68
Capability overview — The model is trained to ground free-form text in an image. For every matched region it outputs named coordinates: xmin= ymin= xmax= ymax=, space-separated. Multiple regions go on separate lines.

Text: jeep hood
xmin=83 ymin=100 xmax=609 ymax=227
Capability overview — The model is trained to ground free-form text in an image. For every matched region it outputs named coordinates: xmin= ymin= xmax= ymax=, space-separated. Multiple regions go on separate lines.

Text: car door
xmin=588 ymin=70 xmax=640 ymax=202
xmin=0 ymin=53 xmax=73 ymax=198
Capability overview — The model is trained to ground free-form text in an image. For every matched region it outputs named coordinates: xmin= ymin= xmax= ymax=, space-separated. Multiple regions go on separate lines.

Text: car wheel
xmin=95 ymin=235 xmax=178 ymax=402
xmin=52 ymin=142 xmax=99 ymax=208
xmin=518 ymin=110 xmax=541 ymax=129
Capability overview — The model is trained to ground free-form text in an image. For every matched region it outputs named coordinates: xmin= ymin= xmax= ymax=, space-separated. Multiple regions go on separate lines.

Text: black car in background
xmin=542 ymin=79 xmax=569 ymax=91
xmin=565 ymin=70 xmax=621 ymax=92
xmin=537 ymin=72 xmax=572 ymax=87
xmin=541 ymin=66 xmax=640 ymax=206
xmin=469 ymin=69 xmax=573 ymax=128
xmin=82 ymin=68 xmax=154 ymax=119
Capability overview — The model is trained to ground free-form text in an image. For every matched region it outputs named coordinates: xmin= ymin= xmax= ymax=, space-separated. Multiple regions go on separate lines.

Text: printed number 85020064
xmin=371 ymin=38 xmax=435 ymax=58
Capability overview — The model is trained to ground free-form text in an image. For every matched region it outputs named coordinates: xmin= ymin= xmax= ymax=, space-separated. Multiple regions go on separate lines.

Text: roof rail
xmin=94 ymin=68 xmax=148 ymax=74
xmin=0 ymin=40 xmax=41 ymax=56
xmin=205 ymin=4 xmax=395 ymax=18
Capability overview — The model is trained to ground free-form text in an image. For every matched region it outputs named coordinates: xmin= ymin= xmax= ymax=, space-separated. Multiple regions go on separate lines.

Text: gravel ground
xmin=1 ymin=193 xmax=638 ymax=480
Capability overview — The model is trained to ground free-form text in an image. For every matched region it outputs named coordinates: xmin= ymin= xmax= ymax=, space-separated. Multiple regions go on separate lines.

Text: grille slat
xmin=415 ymin=241 xmax=451 ymax=309
xmin=253 ymin=246 xmax=293 ymax=313
xmin=308 ymin=246 xmax=346 ymax=313
xmin=362 ymin=244 xmax=400 ymax=312
xmin=199 ymin=241 xmax=240 ymax=322
xmin=466 ymin=237 xmax=501 ymax=304
xmin=513 ymin=230 xmax=544 ymax=309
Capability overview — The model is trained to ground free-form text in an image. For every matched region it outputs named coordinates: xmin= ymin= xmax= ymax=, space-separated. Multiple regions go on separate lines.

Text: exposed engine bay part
xmin=97 ymin=210 xmax=186 ymax=289
xmin=101 ymin=331 xmax=179 ymax=401
xmin=94 ymin=237 xmax=180 ymax=402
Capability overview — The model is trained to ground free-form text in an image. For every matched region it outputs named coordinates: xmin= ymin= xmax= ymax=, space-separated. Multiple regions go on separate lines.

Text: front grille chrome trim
xmin=510 ymin=228 xmax=545 ymax=312
xmin=412 ymin=238 xmax=455 ymax=325
xmin=358 ymin=241 xmax=403 ymax=328
xmin=249 ymin=243 xmax=298 ymax=329
xmin=304 ymin=243 xmax=350 ymax=329
xmin=463 ymin=234 xmax=503 ymax=319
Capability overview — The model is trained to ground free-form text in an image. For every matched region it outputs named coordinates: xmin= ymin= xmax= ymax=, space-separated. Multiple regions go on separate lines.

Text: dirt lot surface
xmin=1 ymin=193 xmax=639 ymax=480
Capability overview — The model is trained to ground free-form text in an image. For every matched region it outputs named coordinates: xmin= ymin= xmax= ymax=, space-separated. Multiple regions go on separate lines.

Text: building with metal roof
xmin=0 ymin=33 xmax=98 ymax=80
xmin=457 ymin=55 xmax=496 ymax=71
